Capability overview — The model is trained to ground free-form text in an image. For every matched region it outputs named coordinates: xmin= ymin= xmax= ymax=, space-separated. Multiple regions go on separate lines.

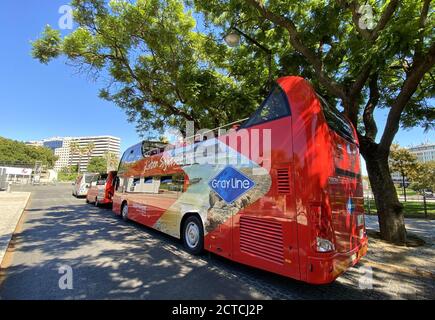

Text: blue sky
xmin=0 ymin=1 xmax=433 ymax=174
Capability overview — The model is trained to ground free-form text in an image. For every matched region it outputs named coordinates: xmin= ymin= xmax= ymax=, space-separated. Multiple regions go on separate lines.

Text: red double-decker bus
xmin=112 ymin=76 xmax=368 ymax=284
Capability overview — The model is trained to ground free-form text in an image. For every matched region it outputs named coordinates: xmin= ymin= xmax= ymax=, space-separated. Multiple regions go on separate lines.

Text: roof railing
xmin=142 ymin=117 xmax=249 ymax=157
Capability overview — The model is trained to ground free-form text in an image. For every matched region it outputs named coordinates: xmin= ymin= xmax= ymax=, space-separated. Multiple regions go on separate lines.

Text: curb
xmin=0 ymin=192 xmax=31 ymax=267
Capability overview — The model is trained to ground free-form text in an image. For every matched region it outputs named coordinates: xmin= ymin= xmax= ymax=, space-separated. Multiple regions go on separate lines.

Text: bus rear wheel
xmin=182 ymin=216 xmax=204 ymax=255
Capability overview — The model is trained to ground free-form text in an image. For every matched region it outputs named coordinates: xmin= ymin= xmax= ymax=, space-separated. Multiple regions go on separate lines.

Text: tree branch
xmin=363 ymin=74 xmax=380 ymax=140
xmin=379 ymin=41 xmax=435 ymax=153
xmin=245 ymin=0 xmax=346 ymax=100
xmin=348 ymin=0 xmax=399 ymax=41
xmin=348 ymin=1 xmax=372 ymax=39
xmin=415 ymin=0 xmax=431 ymax=64
xmin=369 ymin=0 xmax=399 ymax=41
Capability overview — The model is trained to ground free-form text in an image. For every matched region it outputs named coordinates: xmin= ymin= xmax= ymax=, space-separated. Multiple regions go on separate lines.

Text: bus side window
xmin=159 ymin=176 xmax=173 ymax=193
xmin=158 ymin=174 xmax=184 ymax=193
xmin=131 ymin=177 xmax=141 ymax=192
xmin=173 ymin=174 xmax=185 ymax=192
xmin=114 ymin=177 xmax=120 ymax=191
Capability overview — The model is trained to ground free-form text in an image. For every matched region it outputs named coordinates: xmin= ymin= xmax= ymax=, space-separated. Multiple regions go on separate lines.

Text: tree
xmin=0 ymin=136 xmax=58 ymax=168
xmin=84 ymin=142 xmax=95 ymax=169
xmin=191 ymin=0 xmax=434 ymax=244
xmin=69 ymin=141 xmax=95 ymax=173
xmin=410 ymin=161 xmax=435 ymax=218
xmin=31 ymin=0 xmax=262 ymax=135
xmin=87 ymin=156 xmax=107 ymax=173
xmin=103 ymin=152 xmax=119 ymax=171
xmin=69 ymin=141 xmax=81 ymax=173
xmin=58 ymin=165 xmax=79 ymax=182
xmin=31 ymin=0 xmax=434 ymax=244
xmin=411 ymin=161 xmax=435 ymax=192
xmin=389 ymin=144 xmax=419 ymax=201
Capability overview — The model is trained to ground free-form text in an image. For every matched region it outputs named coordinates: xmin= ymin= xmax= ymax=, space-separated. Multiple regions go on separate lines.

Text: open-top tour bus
xmin=112 ymin=76 xmax=368 ymax=284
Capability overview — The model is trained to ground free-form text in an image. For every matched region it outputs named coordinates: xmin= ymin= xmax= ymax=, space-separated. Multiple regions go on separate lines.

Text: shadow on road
xmin=1 ymin=199 xmax=429 ymax=299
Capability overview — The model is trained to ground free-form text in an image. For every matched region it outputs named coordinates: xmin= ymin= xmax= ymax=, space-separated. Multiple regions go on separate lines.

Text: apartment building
xmin=28 ymin=136 xmax=121 ymax=172
xmin=408 ymin=143 xmax=435 ymax=163
xmin=69 ymin=136 xmax=121 ymax=172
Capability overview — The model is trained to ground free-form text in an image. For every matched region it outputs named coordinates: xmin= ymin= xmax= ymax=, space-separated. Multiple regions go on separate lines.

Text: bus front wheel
xmin=182 ymin=215 xmax=204 ymax=255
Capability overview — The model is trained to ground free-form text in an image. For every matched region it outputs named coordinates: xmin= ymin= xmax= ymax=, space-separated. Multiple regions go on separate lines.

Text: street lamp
xmin=223 ymin=31 xmax=241 ymax=47
xmin=224 ymin=26 xmax=273 ymax=90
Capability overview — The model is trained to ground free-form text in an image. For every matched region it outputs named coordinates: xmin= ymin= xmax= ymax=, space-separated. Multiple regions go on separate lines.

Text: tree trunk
xmin=360 ymin=139 xmax=407 ymax=245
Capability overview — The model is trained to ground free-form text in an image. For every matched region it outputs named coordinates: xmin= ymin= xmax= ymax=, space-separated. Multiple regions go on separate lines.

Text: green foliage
xmin=389 ymin=144 xmax=419 ymax=179
xmin=410 ymin=161 xmax=435 ymax=192
xmin=87 ymin=156 xmax=107 ymax=173
xmin=0 ymin=136 xmax=58 ymax=168
xmin=31 ymin=0 xmax=434 ymax=138
xmin=31 ymin=25 xmax=62 ymax=64
xmin=103 ymin=152 xmax=119 ymax=171
xmin=58 ymin=165 xmax=79 ymax=182
xmin=31 ymin=0 xmax=263 ymax=134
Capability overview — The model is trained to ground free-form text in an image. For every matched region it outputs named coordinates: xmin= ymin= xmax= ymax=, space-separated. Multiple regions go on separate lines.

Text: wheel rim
xmin=122 ymin=205 xmax=128 ymax=219
xmin=185 ymin=221 xmax=200 ymax=248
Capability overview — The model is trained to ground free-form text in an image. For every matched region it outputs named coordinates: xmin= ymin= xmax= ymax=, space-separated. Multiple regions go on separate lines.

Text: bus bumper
xmin=306 ymin=237 xmax=368 ymax=284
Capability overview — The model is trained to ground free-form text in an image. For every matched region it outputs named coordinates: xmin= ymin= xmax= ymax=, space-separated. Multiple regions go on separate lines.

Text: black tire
xmin=182 ymin=215 xmax=204 ymax=255
xmin=86 ymin=198 xmax=89 ymax=204
xmin=121 ymin=203 xmax=129 ymax=221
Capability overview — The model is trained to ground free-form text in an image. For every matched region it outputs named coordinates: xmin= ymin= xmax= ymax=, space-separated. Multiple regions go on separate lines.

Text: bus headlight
xmin=316 ymin=237 xmax=335 ymax=252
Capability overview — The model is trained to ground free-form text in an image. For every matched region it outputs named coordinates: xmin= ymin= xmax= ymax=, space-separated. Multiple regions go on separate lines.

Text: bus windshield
xmin=318 ymin=95 xmax=355 ymax=144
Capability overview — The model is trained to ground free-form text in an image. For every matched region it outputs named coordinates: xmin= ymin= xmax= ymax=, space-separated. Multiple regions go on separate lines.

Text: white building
xmin=0 ymin=166 xmax=33 ymax=184
xmin=408 ymin=143 xmax=435 ymax=163
xmin=69 ymin=136 xmax=121 ymax=172
xmin=28 ymin=136 xmax=121 ymax=172
xmin=390 ymin=142 xmax=434 ymax=184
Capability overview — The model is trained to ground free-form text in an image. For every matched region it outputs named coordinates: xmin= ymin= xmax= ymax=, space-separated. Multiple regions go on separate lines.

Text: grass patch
xmin=395 ymin=186 xmax=418 ymax=197
xmin=364 ymin=199 xmax=435 ymax=219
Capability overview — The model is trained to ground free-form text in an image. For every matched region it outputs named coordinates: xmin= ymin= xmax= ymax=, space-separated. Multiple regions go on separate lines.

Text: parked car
xmin=422 ymin=190 xmax=434 ymax=198
xmin=86 ymin=171 xmax=117 ymax=206
xmin=72 ymin=173 xmax=98 ymax=197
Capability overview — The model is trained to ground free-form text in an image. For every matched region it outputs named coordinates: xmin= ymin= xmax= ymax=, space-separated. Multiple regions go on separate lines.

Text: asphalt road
xmin=0 ymin=184 xmax=430 ymax=299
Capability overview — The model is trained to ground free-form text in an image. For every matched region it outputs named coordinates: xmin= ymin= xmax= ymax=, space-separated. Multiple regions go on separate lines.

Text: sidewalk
xmin=0 ymin=192 xmax=31 ymax=265
xmin=364 ymin=215 xmax=435 ymax=276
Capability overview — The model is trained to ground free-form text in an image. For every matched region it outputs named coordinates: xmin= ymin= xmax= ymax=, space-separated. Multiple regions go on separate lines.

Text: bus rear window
xmin=318 ymin=95 xmax=355 ymax=143
xmin=84 ymin=175 xmax=95 ymax=183
xmin=241 ymin=85 xmax=290 ymax=128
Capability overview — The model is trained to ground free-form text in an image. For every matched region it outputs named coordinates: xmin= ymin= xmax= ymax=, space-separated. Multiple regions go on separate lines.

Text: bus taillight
xmin=310 ymin=205 xmax=335 ymax=252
